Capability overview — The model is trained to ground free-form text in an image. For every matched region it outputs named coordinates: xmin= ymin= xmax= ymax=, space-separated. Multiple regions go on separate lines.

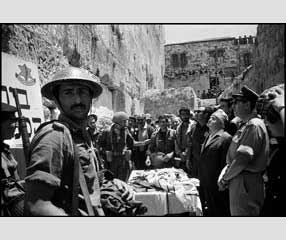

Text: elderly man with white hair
xmin=198 ymin=109 xmax=232 ymax=216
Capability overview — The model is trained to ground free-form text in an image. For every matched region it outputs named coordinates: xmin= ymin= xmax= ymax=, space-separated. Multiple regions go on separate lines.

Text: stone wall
xmin=1 ymin=24 xmax=165 ymax=115
xmin=143 ymin=87 xmax=198 ymax=118
xmin=164 ymin=36 xmax=256 ymax=98
xmin=219 ymin=24 xmax=285 ymax=97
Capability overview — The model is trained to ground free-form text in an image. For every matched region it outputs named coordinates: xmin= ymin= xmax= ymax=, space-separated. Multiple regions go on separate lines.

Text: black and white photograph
xmin=1 ymin=23 xmax=284 ymax=218
xmin=0 ymin=1 xmax=285 ymax=237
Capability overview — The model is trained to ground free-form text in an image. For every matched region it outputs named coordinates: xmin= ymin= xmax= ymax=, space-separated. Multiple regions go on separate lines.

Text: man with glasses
xmin=218 ymin=85 xmax=269 ymax=216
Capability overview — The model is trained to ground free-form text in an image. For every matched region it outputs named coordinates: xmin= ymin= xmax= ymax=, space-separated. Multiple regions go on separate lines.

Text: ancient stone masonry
xmin=164 ymin=35 xmax=256 ymax=98
xmin=220 ymin=24 xmax=285 ymax=98
xmin=143 ymin=87 xmax=197 ymax=119
xmin=1 ymin=24 xmax=165 ymax=115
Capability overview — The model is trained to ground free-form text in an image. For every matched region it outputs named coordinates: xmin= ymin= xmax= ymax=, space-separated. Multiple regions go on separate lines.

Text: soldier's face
xmin=58 ymin=84 xmax=92 ymax=121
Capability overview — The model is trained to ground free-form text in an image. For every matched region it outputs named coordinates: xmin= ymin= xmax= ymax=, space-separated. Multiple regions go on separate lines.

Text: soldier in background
xmin=218 ymin=86 xmax=269 ymax=216
xmin=148 ymin=115 xmax=176 ymax=169
xmin=175 ymin=107 xmax=192 ymax=171
xmin=258 ymin=84 xmax=285 ymax=216
xmin=87 ymin=114 xmax=99 ymax=148
xmin=1 ymin=103 xmax=25 ymax=216
xmin=131 ymin=115 xmax=154 ymax=170
xmin=98 ymin=112 xmax=150 ymax=181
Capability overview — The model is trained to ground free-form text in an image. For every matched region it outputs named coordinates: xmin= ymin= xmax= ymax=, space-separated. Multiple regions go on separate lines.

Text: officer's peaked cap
xmin=232 ymin=85 xmax=259 ymax=103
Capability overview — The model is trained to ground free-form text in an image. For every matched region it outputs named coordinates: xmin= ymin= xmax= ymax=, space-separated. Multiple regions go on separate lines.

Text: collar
xmin=209 ymin=129 xmax=224 ymax=139
xmin=58 ymin=113 xmax=87 ymax=133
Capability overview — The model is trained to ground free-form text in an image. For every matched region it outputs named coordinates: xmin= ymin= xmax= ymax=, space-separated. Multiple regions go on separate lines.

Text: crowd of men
xmin=1 ymin=66 xmax=285 ymax=217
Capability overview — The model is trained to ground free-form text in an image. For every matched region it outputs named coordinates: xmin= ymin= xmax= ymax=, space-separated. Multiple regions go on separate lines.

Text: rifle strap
xmin=73 ymin=142 xmax=95 ymax=216
xmin=71 ymin=142 xmax=79 ymax=216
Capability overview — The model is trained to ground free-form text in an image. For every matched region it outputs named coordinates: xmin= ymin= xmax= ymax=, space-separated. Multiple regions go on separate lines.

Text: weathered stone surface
xmin=143 ymin=87 xmax=198 ymax=118
xmin=1 ymin=24 xmax=165 ymax=115
xmin=220 ymin=24 xmax=284 ymax=97
xmin=164 ymin=36 xmax=256 ymax=97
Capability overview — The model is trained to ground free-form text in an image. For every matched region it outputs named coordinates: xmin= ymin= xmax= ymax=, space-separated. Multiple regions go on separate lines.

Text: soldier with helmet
xmin=24 ymin=66 xmax=134 ymax=216
xmin=1 ymin=103 xmax=25 ymax=216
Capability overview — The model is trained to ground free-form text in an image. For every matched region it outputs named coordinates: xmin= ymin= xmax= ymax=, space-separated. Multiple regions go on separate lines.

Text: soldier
xmin=87 ymin=114 xmax=99 ymax=148
xmin=175 ymin=107 xmax=192 ymax=171
xmin=97 ymin=112 xmax=150 ymax=181
xmin=131 ymin=115 xmax=154 ymax=170
xmin=218 ymin=86 xmax=269 ymax=216
xmin=24 ymin=66 xmax=134 ymax=216
xmin=1 ymin=103 xmax=25 ymax=216
xmin=257 ymin=84 xmax=285 ymax=216
xmin=148 ymin=115 xmax=176 ymax=169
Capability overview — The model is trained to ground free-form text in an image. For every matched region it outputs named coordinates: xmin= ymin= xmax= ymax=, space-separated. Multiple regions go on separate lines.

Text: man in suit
xmin=199 ymin=109 xmax=232 ymax=216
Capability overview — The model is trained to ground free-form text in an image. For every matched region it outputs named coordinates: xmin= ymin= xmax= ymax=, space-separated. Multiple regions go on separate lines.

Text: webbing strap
xmin=78 ymin=163 xmax=95 ymax=216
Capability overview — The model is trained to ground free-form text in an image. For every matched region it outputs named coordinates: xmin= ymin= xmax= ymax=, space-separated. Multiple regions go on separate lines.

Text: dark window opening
xmin=171 ymin=54 xmax=179 ymax=68
xmin=243 ymin=52 xmax=251 ymax=67
xmin=180 ymin=53 xmax=187 ymax=68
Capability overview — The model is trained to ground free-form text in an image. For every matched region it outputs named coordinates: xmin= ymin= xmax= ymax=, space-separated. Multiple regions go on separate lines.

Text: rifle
xmin=11 ymin=88 xmax=31 ymax=166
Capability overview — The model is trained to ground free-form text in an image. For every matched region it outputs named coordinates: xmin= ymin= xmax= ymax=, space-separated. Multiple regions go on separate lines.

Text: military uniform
xmin=148 ymin=128 xmax=176 ymax=168
xmin=220 ymin=86 xmax=269 ymax=216
xmin=97 ymin=124 xmax=134 ymax=181
xmin=25 ymin=113 xmax=102 ymax=216
xmin=1 ymin=103 xmax=25 ymax=216
xmin=132 ymin=124 xmax=154 ymax=170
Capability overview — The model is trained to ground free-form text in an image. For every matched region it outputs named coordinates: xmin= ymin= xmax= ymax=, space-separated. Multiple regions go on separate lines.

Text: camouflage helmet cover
xmin=41 ymin=66 xmax=103 ymax=100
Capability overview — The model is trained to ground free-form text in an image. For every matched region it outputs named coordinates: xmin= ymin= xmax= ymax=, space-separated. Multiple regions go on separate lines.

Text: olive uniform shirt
xmin=25 ymin=113 xmax=101 ymax=215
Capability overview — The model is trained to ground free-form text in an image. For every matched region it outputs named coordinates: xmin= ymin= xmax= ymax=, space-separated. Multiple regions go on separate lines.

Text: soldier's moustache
xmin=71 ymin=104 xmax=86 ymax=110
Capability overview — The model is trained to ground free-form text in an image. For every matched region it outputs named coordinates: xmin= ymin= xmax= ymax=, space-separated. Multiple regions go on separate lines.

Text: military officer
xmin=218 ymin=85 xmax=269 ymax=216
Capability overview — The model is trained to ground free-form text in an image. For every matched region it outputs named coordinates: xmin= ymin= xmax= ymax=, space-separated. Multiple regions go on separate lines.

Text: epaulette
xmin=35 ymin=120 xmax=67 ymax=134
xmin=52 ymin=121 xmax=67 ymax=132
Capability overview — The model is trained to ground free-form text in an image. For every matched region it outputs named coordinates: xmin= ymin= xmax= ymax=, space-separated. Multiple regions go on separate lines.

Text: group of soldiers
xmin=1 ymin=66 xmax=285 ymax=217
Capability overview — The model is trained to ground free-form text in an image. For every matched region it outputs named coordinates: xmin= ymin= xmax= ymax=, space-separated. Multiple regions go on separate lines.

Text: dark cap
xmin=232 ymin=85 xmax=259 ymax=103
xmin=2 ymin=103 xmax=17 ymax=113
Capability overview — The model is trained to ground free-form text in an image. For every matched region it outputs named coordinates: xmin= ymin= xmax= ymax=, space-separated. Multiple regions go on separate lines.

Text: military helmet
xmin=41 ymin=66 xmax=103 ymax=100
xmin=112 ymin=111 xmax=129 ymax=124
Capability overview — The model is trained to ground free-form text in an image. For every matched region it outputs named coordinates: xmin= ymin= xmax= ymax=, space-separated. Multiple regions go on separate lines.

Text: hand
xmin=113 ymin=178 xmax=134 ymax=201
xmin=163 ymin=152 xmax=173 ymax=162
xmin=217 ymin=165 xmax=229 ymax=191
xmin=144 ymin=139 xmax=151 ymax=145
xmin=218 ymin=178 xmax=228 ymax=191
xmin=180 ymin=152 xmax=187 ymax=162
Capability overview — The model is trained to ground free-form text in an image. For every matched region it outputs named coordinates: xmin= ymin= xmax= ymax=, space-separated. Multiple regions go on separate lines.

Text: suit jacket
xmin=199 ymin=130 xmax=232 ymax=189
